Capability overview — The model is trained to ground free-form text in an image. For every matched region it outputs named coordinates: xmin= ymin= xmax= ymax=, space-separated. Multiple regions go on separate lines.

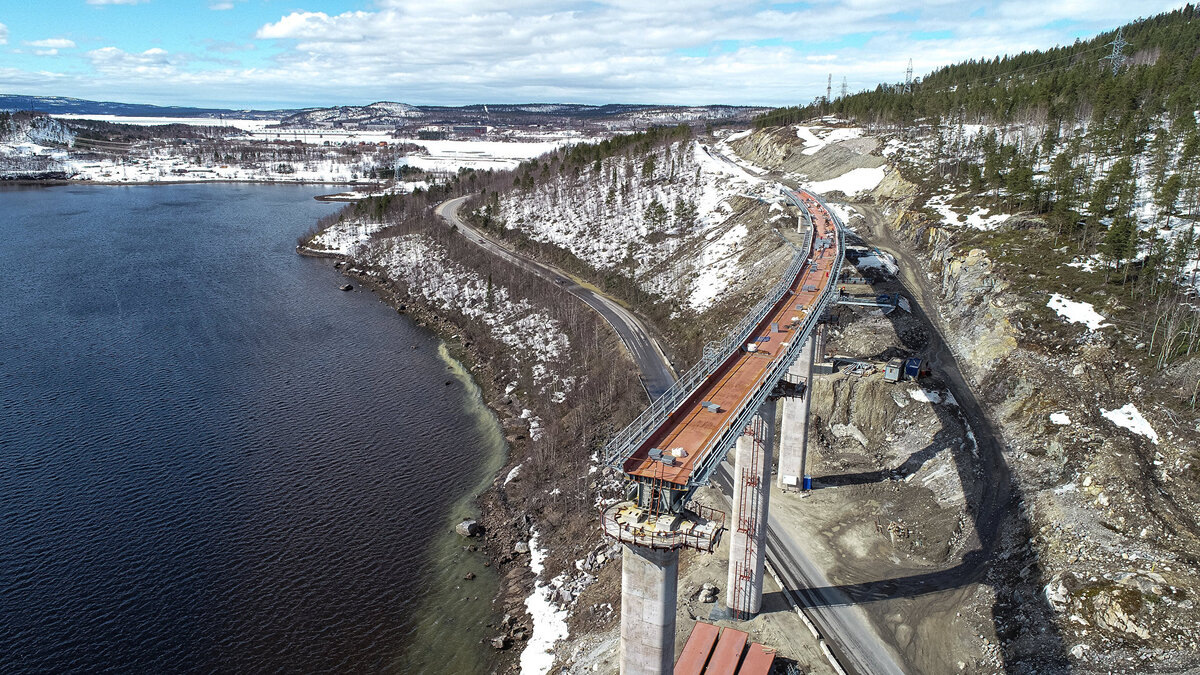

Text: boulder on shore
xmin=456 ymin=519 xmax=482 ymax=537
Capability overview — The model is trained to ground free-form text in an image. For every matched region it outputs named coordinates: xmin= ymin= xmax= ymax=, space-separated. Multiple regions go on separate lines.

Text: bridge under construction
xmin=601 ymin=188 xmax=846 ymax=674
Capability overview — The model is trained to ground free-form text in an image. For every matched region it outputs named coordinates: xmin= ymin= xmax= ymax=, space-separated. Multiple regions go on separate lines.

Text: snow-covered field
xmin=63 ymin=154 xmax=381 ymax=184
xmin=52 ymin=114 xmax=279 ymax=131
xmin=246 ymin=127 xmax=396 ymax=144
xmin=400 ymin=138 xmax=569 ymax=172
xmin=3 ymin=119 xmax=572 ymax=183
xmin=244 ymin=128 xmax=574 ymax=172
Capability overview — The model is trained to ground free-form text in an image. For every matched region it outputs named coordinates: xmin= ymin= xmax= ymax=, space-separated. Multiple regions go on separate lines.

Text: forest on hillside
xmin=756 ymin=5 xmax=1200 ymax=131
xmin=756 ymin=5 xmax=1200 ymax=370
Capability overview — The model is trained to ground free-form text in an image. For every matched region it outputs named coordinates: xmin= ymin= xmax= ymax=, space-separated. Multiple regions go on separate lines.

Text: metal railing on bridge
xmin=602 ymin=188 xmax=846 ymax=488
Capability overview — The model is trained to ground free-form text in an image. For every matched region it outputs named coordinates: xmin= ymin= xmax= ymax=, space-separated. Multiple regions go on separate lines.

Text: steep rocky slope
xmin=731 ymin=122 xmax=1200 ymax=672
xmin=472 ymin=135 xmax=805 ymax=363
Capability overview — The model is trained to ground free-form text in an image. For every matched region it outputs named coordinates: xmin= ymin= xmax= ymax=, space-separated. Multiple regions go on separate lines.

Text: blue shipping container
xmin=905 ymin=357 xmax=922 ymax=379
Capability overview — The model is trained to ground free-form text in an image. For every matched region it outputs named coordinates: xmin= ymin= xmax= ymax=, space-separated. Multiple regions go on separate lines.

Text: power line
xmin=884 ymin=39 xmax=1115 ymax=97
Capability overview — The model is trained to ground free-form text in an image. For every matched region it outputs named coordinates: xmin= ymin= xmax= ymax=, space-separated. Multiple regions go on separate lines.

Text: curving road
xmin=436 ymin=196 xmax=676 ymax=401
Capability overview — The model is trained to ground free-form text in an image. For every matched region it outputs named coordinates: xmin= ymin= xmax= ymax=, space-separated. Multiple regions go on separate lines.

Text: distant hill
xmin=0 ymin=94 xmax=295 ymax=120
xmin=0 ymin=94 xmax=766 ymax=128
xmin=280 ymin=101 xmax=422 ymax=126
xmin=284 ymin=101 xmax=767 ymax=128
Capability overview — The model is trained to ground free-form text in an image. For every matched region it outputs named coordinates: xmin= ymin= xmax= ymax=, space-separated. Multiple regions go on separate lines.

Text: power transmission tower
xmin=904 ymin=59 xmax=913 ymax=94
xmin=840 ymin=77 xmax=848 ymax=99
xmin=1102 ymin=26 xmax=1128 ymax=75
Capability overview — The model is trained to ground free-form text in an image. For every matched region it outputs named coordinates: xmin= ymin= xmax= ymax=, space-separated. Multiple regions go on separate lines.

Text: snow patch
xmin=1050 ymin=412 xmax=1072 ymax=426
xmin=520 ymin=528 xmax=570 ymax=674
xmin=910 ymin=389 xmax=942 ymax=404
xmin=855 ymin=251 xmax=898 ymax=275
xmin=505 ymin=464 xmax=522 ymax=484
xmin=1066 ymin=254 xmax=1103 ymax=273
xmin=368 ymin=234 xmax=573 ymax=393
xmin=794 ymin=125 xmax=863 ymax=155
xmin=1047 ymin=293 xmax=1110 ymax=331
xmin=1100 ymin=403 xmax=1159 ymax=444
xmin=304 ymin=220 xmax=384 ymax=255
xmin=806 ymin=167 xmax=885 ymax=197
xmin=689 ymin=223 xmax=748 ymax=311
xmin=927 ymin=194 xmax=1009 ymax=230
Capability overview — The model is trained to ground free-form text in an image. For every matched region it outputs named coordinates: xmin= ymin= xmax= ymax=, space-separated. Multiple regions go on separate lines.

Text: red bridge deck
xmin=624 ymin=190 xmax=838 ymax=486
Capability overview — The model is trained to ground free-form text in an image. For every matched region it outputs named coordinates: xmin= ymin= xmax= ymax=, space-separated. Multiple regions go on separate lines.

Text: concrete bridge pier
xmin=726 ymin=400 xmax=776 ymax=618
xmin=620 ymin=544 xmax=679 ymax=675
xmin=778 ymin=330 xmax=818 ymax=490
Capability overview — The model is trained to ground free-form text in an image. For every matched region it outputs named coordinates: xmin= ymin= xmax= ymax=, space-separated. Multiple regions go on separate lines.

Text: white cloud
xmin=86 ymin=46 xmax=177 ymax=78
xmin=27 ymin=38 xmax=77 ymax=49
xmin=210 ymin=1 xmax=235 ymax=9
xmin=240 ymin=0 xmax=1187 ymax=105
xmin=0 ymin=0 xmax=1190 ymax=107
xmin=0 ymin=23 xmax=8 ymax=46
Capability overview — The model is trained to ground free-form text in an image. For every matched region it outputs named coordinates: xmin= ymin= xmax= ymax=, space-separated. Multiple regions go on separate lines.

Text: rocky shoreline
xmin=297 ymin=246 xmax=547 ymax=672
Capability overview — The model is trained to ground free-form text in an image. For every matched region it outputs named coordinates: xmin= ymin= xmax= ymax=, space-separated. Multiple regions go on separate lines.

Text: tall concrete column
xmin=726 ymin=401 xmax=776 ymax=617
xmin=778 ymin=330 xmax=817 ymax=489
xmin=620 ymin=544 xmax=679 ymax=675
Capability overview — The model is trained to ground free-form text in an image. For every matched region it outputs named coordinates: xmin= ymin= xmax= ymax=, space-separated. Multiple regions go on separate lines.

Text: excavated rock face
xmin=935 ymin=247 xmax=1020 ymax=384
xmin=720 ymin=122 xmax=1200 ymax=672
xmin=728 ymin=125 xmax=884 ymax=182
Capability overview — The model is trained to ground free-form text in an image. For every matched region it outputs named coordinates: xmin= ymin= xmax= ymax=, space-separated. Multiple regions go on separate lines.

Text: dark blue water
xmin=0 ymin=184 xmax=502 ymax=673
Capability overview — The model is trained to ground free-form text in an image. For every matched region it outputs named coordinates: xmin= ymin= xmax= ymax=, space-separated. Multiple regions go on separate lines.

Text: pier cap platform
xmin=601 ymin=500 xmax=724 ymax=552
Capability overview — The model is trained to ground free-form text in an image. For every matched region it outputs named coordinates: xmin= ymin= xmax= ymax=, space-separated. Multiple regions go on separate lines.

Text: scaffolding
xmin=731 ymin=415 xmax=767 ymax=619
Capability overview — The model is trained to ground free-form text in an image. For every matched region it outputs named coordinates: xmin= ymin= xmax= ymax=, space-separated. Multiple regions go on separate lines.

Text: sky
xmin=0 ymin=0 xmax=1188 ymax=110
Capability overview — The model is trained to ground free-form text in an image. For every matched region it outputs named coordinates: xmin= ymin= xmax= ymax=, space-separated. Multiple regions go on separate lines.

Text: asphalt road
xmin=437 ymin=191 xmax=906 ymax=675
xmin=712 ymin=466 xmax=908 ymax=675
xmin=435 ymin=196 xmax=676 ymax=401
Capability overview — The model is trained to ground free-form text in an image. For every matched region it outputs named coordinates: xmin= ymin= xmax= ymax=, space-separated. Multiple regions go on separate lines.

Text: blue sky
xmin=0 ymin=1 xmax=1186 ymax=109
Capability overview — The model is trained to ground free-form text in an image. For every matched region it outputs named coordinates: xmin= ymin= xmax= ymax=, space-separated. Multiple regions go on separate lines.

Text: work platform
xmin=601 ymin=501 xmax=724 ymax=552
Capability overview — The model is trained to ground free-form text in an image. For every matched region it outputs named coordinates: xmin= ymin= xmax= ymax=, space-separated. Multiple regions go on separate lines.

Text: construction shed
xmin=884 ymin=358 xmax=904 ymax=383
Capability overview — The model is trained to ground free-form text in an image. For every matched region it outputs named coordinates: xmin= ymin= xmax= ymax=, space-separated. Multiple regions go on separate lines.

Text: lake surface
xmin=0 ymin=183 xmax=504 ymax=673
